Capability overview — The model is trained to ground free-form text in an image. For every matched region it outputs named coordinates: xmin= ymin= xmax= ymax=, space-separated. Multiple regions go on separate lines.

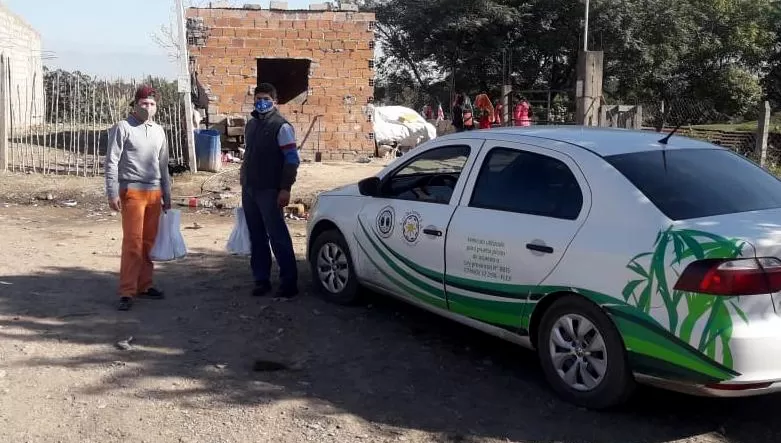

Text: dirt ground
xmin=1 ymin=162 xmax=781 ymax=443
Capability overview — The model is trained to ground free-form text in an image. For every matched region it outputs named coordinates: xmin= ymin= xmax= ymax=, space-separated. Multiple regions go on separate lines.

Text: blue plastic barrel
xmin=195 ymin=129 xmax=222 ymax=172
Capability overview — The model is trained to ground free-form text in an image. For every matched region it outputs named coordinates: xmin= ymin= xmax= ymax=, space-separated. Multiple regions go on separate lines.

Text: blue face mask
xmin=255 ymin=98 xmax=274 ymax=114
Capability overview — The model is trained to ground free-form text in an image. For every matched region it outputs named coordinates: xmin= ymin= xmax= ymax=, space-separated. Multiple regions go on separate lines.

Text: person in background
xmin=240 ymin=83 xmax=300 ymax=299
xmin=514 ymin=96 xmax=532 ymax=127
xmin=462 ymin=94 xmax=475 ymax=130
xmin=105 ymin=85 xmax=172 ymax=311
xmin=422 ymin=103 xmax=433 ymax=120
xmin=494 ymin=98 xmax=505 ymax=127
xmin=475 ymin=93 xmax=495 ymax=129
xmin=451 ymin=94 xmax=465 ymax=132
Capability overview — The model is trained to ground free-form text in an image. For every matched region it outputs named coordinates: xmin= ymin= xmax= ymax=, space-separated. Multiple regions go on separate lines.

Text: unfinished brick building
xmin=186 ymin=4 xmax=377 ymax=160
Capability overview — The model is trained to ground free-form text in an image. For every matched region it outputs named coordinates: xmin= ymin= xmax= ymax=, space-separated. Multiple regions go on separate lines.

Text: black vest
xmin=241 ymin=108 xmax=289 ymax=190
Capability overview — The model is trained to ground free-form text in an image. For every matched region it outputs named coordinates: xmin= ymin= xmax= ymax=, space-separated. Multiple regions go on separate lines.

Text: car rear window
xmin=604 ymin=148 xmax=781 ymax=220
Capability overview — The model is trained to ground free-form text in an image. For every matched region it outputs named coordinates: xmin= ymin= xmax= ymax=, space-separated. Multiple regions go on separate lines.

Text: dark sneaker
xmin=118 ymin=297 xmax=133 ymax=311
xmin=138 ymin=288 xmax=165 ymax=300
xmin=253 ymin=282 xmax=272 ymax=297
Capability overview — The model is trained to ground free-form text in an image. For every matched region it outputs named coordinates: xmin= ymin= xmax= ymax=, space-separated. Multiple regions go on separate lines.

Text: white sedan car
xmin=306 ymin=127 xmax=781 ymax=409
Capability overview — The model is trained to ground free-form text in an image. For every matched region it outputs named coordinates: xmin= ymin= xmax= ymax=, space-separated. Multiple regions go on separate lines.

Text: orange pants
xmin=119 ymin=189 xmax=162 ymax=297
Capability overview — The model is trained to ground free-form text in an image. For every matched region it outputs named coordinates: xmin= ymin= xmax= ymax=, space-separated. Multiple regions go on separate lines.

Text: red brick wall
xmin=186 ymin=8 xmax=376 ymax=160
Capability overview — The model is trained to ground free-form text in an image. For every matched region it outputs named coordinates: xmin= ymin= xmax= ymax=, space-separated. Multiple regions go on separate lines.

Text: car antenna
xmin=658 ymin=123 xmax=683 ymax=173
xmin=658 ymin=123 xmax=682 ymax=145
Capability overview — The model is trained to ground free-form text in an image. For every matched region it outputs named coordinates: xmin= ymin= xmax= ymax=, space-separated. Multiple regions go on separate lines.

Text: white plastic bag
xmin=371 ymin=105 xmax=438 ymax=147
xmin=150 ymin=209 xmax=188 ymax=262
xmin=226 ymin=206 xmax=252 ymax=255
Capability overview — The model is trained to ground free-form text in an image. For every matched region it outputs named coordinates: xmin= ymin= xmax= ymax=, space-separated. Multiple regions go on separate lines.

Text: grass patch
xmin=693 ymin=113 xmax=781 ymax=133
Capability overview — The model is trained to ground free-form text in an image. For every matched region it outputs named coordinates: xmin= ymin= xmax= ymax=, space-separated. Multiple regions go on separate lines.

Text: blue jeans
xmin=242 ymin=188 xmax=298 ymax=291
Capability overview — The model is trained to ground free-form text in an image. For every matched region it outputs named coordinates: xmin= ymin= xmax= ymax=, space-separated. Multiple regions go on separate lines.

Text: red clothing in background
xmin=514 ymin=101 xmax=531 ymax=126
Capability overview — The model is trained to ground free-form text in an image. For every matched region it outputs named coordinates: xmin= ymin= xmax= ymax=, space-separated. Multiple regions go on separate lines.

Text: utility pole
xmin=0 ymin=54 xmax=7 ymax=172
xmin=576 ymin=0 xmax=602 ymax=126
xmin=176 ymin=0 xmax=198 ymax=173
xmin=583 ymin=0 xmax=590 ymax=51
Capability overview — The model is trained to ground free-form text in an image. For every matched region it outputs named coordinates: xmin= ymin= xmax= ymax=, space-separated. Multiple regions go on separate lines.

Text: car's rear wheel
xmin=309 ymin=229 xmax=360 ymax=305
xmin=537 ymin=295 xmax=635 ymax=410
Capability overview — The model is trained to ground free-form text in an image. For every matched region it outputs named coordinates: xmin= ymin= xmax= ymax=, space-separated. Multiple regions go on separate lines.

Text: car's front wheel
xmin=309 ymin=229 xmax=360 ymax=305
xmin=537 ymin=295 xmax=635 ymax=410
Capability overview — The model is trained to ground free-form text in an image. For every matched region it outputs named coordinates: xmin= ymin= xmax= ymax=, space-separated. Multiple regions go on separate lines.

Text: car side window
xmin=469 ymin=147 xmax=583 ymax=220
xmin=380 ymin=145 xmax=471 ymax=204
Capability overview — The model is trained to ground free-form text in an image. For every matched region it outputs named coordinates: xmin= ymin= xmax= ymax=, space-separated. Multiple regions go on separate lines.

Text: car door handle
xmin=423 ymin=228 xmax=443 ymax=237
xmin=526 ymin=243 xmax=554 ymax=254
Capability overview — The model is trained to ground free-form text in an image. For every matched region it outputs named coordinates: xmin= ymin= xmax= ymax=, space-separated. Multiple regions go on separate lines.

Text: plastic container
xmin=195 ymin=129 xmax=222 ymax=172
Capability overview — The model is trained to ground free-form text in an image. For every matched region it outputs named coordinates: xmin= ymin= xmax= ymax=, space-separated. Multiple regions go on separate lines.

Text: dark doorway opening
xmin=257 ymin=58 xmax=310 ymax=105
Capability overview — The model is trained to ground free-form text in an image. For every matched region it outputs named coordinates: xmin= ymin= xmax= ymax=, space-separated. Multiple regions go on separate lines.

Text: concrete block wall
xmin=0 ymin=3 xmax=44 ymax=129
xmin=186 ymin=7 xmax=377 ymax=160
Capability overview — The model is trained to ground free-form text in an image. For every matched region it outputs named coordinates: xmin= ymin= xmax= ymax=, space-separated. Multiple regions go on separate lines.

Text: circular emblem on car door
xmin=401 ymin=212 xmax=421 ymax=244
xmin=376 ymin=206 xmax=395 ymax=238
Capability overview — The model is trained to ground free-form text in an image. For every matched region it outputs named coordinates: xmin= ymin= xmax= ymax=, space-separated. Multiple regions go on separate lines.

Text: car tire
xmin=309 ymin=229 xmax=360 ymax=305
xmin=537 ymin=295 xmax=635 ymax=410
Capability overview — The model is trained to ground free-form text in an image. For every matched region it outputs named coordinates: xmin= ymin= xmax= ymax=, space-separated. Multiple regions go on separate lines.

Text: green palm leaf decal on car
xmin=356 ymin=209 xmax=748 ymax=380
xmin=606 ymin=305 xmax=739 ymax=382
xmin=621 ymin=227 xmax=749 ymax=369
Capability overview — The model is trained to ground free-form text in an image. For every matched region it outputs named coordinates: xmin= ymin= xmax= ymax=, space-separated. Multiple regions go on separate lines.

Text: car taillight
xmin=673 ymin=257 xmax=781 ymax=296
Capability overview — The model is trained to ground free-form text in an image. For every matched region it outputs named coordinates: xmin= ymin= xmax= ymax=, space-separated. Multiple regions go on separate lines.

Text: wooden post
xmin=757 ymin=101 xmax=771 ymax=167
xmin=0 ymin=54 xmax=7 ymax=172
xmin=598 ymin=105 xmax=606 ymax=127
xmin=91 ymin=83 xmax=96 ymax=176
xmin=53 ymin=72 xmax=60 ymax=174
xmin=542 ymin=90 xmax=550 ymax=124
xmin=27 ymin=74 xmax=35 ymax=172
xmin=30 ymin=72 xmax=38 ymax=173
xmin=177 ymin=0 xmax=197 ymax=173
xmin=501 ymin=84 xmax=511 ymax=126
xmin=633 ymin=105 xmax=643 ymax=130
xmin=17 ymin=85 xmax=24 ymax=172
xmin=7 ymin=60 xmax=14 ymax=172
xmin=68 ymin=77 xmax=74 ymax=174
xmin=43 ymin=72 xmax=49 ymax=173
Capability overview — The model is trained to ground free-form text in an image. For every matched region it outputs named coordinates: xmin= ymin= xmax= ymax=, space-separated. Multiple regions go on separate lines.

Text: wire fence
xmin=638 ymin=98 xmax=736 ymax=129
xmin=635 ymin=99 xmax=781 ymax=168
xmin=1 ymin=64 xmax=188 ymax=176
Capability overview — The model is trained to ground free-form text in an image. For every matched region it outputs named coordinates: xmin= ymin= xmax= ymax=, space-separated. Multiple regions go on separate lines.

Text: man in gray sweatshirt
xmin=105 ymin=85 xmax=172 ymax=311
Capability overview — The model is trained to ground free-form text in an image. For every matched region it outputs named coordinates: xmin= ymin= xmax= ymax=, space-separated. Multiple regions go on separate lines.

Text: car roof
xmin=435 ymin=126 xmax=724 ymax=157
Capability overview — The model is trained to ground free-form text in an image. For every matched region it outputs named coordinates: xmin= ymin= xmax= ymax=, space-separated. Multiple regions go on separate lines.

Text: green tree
xmin=373 ymin=0 xmax=778 ymax=120
xmin=762 ymin=1 xmax=781 ymax=108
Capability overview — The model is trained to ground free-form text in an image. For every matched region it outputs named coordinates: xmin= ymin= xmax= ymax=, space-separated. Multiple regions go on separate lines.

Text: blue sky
xmin=3 ymin=0 xmax=313 ymax=79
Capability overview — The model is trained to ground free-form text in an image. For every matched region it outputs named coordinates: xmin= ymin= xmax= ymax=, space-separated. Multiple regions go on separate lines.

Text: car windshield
xmin=604 ymin=148 xmax=781 ymax=220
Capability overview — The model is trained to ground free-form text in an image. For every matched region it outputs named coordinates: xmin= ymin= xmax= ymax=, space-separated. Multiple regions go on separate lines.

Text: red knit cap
xmin=135 ymin=85 xmax=157 ymax=101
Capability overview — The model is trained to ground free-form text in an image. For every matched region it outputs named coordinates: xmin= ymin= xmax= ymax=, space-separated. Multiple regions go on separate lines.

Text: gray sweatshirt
xmin=105 ymin=114 xmax=171 ymax=205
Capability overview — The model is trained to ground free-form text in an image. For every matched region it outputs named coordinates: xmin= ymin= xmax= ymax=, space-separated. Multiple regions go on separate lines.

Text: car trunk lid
xmin=675 ymin=208 xmax=781 ymax=314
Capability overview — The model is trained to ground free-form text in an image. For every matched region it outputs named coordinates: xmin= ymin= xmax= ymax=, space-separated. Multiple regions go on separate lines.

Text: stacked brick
xmin=186 ymin=6 xmax=377 ymax=160
xmin=0 ymin=3 xmax=44 ymax=128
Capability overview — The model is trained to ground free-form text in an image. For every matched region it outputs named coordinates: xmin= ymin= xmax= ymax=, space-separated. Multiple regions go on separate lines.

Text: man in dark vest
xmin=240 ymin=83 xmax=300 ymax=298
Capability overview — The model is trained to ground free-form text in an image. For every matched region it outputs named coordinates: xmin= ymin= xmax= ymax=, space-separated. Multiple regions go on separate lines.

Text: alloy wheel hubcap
xmin=549 ymin=314 xmax=608 ymax=392
xmin=316 ymin=242 xmax=349 ymax=294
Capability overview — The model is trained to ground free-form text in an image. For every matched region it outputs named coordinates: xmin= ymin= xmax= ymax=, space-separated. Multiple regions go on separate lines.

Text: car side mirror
xmin=358 ymin=177 xmax=381 ymax=197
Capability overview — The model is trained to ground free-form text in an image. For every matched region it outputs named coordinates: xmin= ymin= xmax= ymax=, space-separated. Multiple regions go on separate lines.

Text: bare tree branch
xmin=151 ymin=23 xmax=181 ymax=62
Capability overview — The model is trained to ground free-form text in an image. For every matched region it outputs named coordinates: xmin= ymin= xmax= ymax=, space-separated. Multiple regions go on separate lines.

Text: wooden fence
xmin=0 ymin=59 xmax=188 ymax=176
